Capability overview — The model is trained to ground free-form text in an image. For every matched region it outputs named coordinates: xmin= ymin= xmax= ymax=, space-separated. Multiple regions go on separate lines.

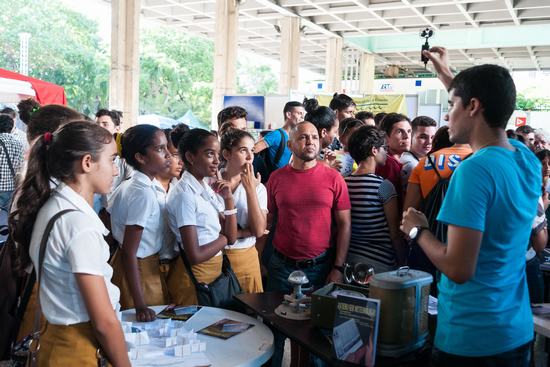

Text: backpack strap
xmin=0 ymin=138 xmax=16 ymax=179
xmin=272 ymin=129 xmax=287 ymax=167
xmin=426 ymin=154 xmax=442 ymax=180
xmin=32 ymin=209 xmax=77 ymax=338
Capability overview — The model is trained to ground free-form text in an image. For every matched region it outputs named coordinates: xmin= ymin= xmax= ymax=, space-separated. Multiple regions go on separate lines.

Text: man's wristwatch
xmin=409 ymin=226 xmax=429 ymax=242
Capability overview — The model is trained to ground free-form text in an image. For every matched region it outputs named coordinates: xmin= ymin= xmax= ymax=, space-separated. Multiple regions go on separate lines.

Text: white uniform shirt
xmin=30 ymin=183 xmax=120 ymax=325
xmin=159 ymin=178 xmax=178 ymax=260
xmin=108 ymin=171 xmax=165 ymax=258
xmin=224 ymin=183 xmax=268 ymax=249
xmin=166 ymin=171 xmax=223 ymax=256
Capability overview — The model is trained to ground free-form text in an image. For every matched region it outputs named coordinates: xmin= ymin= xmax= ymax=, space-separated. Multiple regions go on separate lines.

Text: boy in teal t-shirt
xmin=402 ymin=49 xmax=539 ymax=367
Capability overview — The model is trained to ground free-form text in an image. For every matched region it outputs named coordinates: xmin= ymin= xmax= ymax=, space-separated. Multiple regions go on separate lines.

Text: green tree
xmin=237 ymin=61 xmax=278 ymax=95
xmin=0 ymin=0 xmax=109 ymax=115
xmin=139 ymin=27 xmax=214 ymax=125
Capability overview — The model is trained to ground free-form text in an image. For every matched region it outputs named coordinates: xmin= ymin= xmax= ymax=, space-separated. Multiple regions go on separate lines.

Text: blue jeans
xmin=267 ymin=252 xmax=332 ymax=367
xmin=431 ymin=341 xmax=531 ymax=367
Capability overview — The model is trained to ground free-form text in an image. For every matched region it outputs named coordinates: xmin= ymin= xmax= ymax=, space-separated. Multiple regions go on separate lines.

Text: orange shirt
xmin=409 ymin=145 xmax=473 ymax=198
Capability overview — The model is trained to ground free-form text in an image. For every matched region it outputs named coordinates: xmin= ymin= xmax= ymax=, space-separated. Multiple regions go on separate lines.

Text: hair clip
xmin=31 ymin=106 xmax=40 ymax=114
xmin=44 ymin=132 xmax=53 ymax=145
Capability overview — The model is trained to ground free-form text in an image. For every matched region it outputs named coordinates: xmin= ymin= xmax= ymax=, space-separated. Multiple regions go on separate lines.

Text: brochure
xmin=198 ymin=318 xmax=254 ymax=340
xmin=332 ymin=295 xmax=380 ymax=366
xmin=157 ymin=305 xmax=202 ymax=321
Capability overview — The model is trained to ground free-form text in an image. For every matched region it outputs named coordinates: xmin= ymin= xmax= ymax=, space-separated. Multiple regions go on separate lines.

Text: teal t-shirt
xmin=436 ymin=139 xmax=541 ymax=356
xmin=263 ymin=129 xmax=291 ymax=170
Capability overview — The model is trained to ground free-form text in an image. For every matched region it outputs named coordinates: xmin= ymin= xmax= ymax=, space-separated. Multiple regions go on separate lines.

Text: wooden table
xmin=234 ymin=292 xmax=430 ymax=367
xmin=533 ymin=304 xmax=550 ymax=338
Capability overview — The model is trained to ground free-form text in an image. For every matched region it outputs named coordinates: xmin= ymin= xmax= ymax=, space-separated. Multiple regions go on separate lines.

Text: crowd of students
xmin=0 ymin=46 xmax=548 ymax=367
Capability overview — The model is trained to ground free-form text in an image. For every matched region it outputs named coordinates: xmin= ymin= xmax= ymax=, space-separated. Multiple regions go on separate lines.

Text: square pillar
xmin=212 ymin=0 xmax=239 ymax=130
xmin=325 ymin=37 xmax=343 ymax=93
xmin=359 ymin=53 xmax=375 ymax=95
xmin=279 ymin=17 xmax=301 ymax=95
xmin=110 ymin=0 xmax=140 ymax=129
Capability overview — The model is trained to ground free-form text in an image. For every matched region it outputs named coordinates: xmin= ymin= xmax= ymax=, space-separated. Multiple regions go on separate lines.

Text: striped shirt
xmin=345 ymin=174 xmax=397 ymax=268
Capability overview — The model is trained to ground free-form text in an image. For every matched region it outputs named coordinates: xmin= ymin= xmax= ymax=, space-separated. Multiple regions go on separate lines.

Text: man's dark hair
xmin=380 ymin=113 xmax=410 ymax=136
xmin=0 ymin=114 xmax=14 ymax=133
xmin=355 ymin=111 xmax=374 ymax=122
xmin=96 ymin=108 xmax=121 ymax=127
xmin=516 ymin=125 xmax=534 ymax=134
xmin=374 ymin=112 xmax=387 ymax=128
xmin=283 ymin=101 xmax=303 ymax=119
xmin=449 ymin=64 xmax=515 ymax=129
xmin=329 ymin=93 xmax=356 ymax=111
xmin=0 ymin=107 xmax=16 ymax=120
xmin=411 ymin=116 xmax=437 ymax=133
xmin=348 ymin=125 xmax=386 ymax=163
xmin=217 ymin=106 xmax=247 ymax=125
xmin=506 ymin=129 xmax=518 ymax=139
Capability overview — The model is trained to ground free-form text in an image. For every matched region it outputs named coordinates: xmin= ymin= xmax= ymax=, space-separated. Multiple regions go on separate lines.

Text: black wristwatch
xmin=333 ymin=265 xmax=345 ymax=274
xmin=409 ymin=226 xmax=429 ymax=243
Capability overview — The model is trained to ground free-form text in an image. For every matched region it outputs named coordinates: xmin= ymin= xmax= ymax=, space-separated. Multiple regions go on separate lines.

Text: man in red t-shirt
xmin=375 ymin=112 xmax=411 ymax=210
xmin=266 ymin=121 xmax=351 ymax=367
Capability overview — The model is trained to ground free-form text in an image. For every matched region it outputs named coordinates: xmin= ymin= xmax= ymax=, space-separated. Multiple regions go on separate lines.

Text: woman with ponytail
xmin=9 ymin=121 xmax=130 ymax=366
xmin=108 ymin=124 xmax=172 ymax=321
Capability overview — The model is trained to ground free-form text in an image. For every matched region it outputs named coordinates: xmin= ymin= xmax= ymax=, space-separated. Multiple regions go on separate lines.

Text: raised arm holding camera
xmin=401 ymin=47 xmax=540 ymax=367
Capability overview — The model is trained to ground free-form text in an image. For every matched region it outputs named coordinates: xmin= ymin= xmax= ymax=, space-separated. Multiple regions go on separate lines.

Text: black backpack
xmin=0 ymin=227 xmax=34 ymax=361
xmin=408 ymin=153 xmax=471 ymax=293
xmin=253 ymin=129 xmax=286 ymax=184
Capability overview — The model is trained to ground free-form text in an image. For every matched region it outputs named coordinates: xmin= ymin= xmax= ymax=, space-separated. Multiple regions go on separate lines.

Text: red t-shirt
xmin=375 ymin=154 xmax=403 ymax=209
xmin=267 ymin=163 xmax=351 ymax=260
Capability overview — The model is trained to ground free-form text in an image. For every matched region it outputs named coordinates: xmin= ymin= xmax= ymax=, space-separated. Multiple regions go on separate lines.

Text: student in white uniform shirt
xmin=220 ymin=129 xmax=267 ymax=293
xmin=156 ymin=128 xmax=184 ymax=303
xmin=9 ymin=121 xmax=130 ymax=366
xmin=108 ymin=124 xmax=171 ymax=321
xmin=166 ymin=128 xmax=237 ymax=306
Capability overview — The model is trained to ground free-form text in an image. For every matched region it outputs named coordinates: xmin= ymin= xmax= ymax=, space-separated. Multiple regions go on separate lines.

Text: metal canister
xmin=369 ymin=266 xmax=432 ymax=357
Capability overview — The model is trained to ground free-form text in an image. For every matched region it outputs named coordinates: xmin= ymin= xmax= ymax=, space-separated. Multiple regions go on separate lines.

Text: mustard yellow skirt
xmin=225 ymin=246 xmax=263 ymax=293
xmin=39 ymin=321 xmax=106 ymax=367
xmin=167 ymin=255 xmax=222 ymax=306
xmin=110 ymin=251 xmax=168 ymax=310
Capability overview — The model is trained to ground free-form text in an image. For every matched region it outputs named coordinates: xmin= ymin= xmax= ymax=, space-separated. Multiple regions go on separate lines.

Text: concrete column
xmin=279 ymin=17 xmax=301 ymax=95
xmin=359 ymin=53 xmax=375 ymax=95
xmin=325 ymin=37 xmax=343 ymax=93
xmin=110 ymin=0 xmax=140 ymax=129
xmin=212 ymin=0 xmax=239 ymax=130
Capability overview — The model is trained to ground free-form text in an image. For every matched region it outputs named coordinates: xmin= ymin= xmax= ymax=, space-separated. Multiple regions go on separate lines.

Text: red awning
xmin=0 ymin=68 xmax=66 ymax=105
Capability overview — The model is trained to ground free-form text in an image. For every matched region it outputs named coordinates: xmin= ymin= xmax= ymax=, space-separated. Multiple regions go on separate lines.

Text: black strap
xmin=32 ymin=209 xmax=77 ymax=334
xmin=0 ymin=139 xmax=16 ymax=179
xmin=408 ymin=151 xmax=420 ymax=162
xmin=427 ymin=152 xmax=473 ymax=181
xmin=177 ymin=242 xmax=230 ymax=286
xmin=426 ymin=154 xmax=442 ymax=180
xmin=272 ymin=129 xmax=287 ymax=167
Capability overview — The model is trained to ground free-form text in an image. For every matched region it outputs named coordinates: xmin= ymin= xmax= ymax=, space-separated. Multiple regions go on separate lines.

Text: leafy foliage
xmin=0 ymin=1 xmax=282 ymax=126
xmin=0 ymin=0 xmax=109 ymax=116
xmin=516 ymin=94 xmax=550 ymax=111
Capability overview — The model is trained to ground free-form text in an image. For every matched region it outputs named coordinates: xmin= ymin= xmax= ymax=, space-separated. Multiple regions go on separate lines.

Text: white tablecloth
xmin=122 ymin=305 xmax=274 ymax=367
